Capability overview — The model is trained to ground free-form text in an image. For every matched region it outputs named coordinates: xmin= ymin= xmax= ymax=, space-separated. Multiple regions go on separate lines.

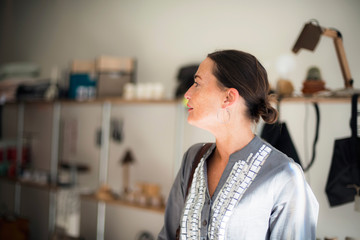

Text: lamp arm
xmin=322 ymin=28 xmax=353 ymax=88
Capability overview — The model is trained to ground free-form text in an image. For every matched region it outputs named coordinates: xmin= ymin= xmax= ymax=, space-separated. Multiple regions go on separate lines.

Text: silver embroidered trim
xmin=180 ymin=157 xmax=207 ymax=239
xmin=180 ymin=144 xmax=271 ymax=240
xmin=209 ymin=144 xmax=271 ymax=240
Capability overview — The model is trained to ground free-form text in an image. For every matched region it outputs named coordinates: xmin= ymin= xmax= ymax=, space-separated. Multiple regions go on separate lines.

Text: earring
xmin=217 ymin=108 xmax=230 ymax=124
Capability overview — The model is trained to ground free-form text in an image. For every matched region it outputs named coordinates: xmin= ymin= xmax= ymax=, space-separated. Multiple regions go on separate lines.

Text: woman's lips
xmin=187 ymin=104 xmax=193 ymax=112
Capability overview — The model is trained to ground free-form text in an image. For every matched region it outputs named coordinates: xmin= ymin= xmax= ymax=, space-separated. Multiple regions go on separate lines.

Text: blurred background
xmin=0 ymin=0 xmax=359 ymax=239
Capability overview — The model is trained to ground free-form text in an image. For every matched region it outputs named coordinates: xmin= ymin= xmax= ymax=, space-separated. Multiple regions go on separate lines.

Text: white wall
xmin=2 ymin=0 xmax=360 ymax=95
xmin=279 ymin=101 xmax=360 ymax=239
xmin=1 ymin=0 xmax=360 ymax=239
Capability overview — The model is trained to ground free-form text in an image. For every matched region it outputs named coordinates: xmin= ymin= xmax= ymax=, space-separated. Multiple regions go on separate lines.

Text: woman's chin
xmin=187 ymin=118 xmax=205 ymax=130
xmin=187 ymin=117 xmax=198 ymax=126
xmin=187 ymin=118 xmax=195 ymax=125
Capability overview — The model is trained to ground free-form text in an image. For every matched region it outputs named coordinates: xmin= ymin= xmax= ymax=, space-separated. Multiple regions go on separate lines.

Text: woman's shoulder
xmin=261 ymin=141 xmax=304 ymax=180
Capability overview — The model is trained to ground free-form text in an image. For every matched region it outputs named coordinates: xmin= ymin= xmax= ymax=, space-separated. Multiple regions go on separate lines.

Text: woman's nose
xmin=184 ymin=87 xmax=192 ymax=100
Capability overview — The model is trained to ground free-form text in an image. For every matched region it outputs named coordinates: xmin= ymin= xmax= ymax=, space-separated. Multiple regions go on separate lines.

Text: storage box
xmin=71 ymin=60 xmax=95 ymax=73
xmin=96 ymin=56 xmax=135 ymax=73
xmin=69 ymin=56 xmax=136 ymax=98
xmin=97 ymin=72 xmax=131 ymax=97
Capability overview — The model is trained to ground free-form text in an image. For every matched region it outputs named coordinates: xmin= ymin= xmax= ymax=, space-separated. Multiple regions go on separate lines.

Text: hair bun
xmin=259 ymin=101 xmax=278 ymax=124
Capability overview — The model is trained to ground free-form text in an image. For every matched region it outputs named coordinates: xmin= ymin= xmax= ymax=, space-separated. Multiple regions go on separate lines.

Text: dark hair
xmin=208 ymin=49 xmax=278 ymax=124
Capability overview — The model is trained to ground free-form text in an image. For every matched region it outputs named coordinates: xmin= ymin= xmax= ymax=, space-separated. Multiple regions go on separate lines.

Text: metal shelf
xmin=0 ymin=176 xmax=58 ymax=191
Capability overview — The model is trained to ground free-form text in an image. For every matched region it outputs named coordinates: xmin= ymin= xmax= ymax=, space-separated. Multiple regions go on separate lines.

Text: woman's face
xmin=184 ymin=57 xmax=227 ymax=129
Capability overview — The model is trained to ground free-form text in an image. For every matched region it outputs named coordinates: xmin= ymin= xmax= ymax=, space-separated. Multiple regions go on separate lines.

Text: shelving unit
xmin=1 ymin=95 xmax=357 ymax=240
xmin=0 ymin=101 xmax=60 ymax=239
xmin=0 ymin=98 xmax=182 ymax=240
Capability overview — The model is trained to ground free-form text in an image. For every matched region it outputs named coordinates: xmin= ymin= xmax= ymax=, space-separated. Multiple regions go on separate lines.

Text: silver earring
xmin=217 ymin=108 xmax=230 ymax=124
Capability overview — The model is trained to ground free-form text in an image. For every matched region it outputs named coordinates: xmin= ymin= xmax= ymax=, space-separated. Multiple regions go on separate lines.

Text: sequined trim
xmin=180 ymin=144 xmax=271 ymax=240
xmin=180 ymin=157 xmax=207 ymax=239
xmin=209 ymin=144 xmax=271 ymax=240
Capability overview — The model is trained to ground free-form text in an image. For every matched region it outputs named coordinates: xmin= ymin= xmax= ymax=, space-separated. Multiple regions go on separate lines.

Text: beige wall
xmin=1 ymin=0 xmax=360 ymax=95
xmin=1 ymin=0 xmax=360 ymax=239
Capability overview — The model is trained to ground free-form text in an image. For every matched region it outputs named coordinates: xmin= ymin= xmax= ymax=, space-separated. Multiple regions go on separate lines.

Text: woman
xmin=158 ymin=50 xmax=318 ymax=240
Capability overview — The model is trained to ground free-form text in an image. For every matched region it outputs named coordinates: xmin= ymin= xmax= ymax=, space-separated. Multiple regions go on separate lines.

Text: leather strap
xmin=351 ymin=94 xmax=358 ymax=138
xmin=186 ymin=143 xmax=213 ymax=196
xmin=303 ymin=103 xmax=320 ymax=172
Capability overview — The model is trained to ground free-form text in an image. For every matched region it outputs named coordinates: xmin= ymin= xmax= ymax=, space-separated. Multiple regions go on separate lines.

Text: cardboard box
xmin=71 ymin=60 xmax=95 ymax=73
xmin=96 ymin=56 xmax=135 ymax=73
xmin=97 ymin=72 xmax=131 ymax=97
xmin=70 ymin=56 xmax=136 ymax=98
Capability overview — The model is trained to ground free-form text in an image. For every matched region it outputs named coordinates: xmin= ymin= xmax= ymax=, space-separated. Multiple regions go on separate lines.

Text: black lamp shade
xmin=292 ymin=22 xmax=323 ymax=53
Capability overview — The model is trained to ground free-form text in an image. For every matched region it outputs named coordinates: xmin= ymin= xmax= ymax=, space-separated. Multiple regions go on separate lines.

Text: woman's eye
xmin=194 ymin=81 xmax=199 ymax=87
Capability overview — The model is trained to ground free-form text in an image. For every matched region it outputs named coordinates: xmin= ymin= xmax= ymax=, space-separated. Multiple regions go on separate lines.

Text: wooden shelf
xmin=280 ymin=96 xmax=353 ymax=103
xmin=5 ymin=98 xmax=180 ymax=106
xmin=81 ymin=194 xmax=165 ymax=214
xmin=266 ymin=91 xmax=360 ymax=104
xmin=93 ymin=97 xmax=179 ymax=105
xmin=18 ymin=179 xmax=58 ymax=191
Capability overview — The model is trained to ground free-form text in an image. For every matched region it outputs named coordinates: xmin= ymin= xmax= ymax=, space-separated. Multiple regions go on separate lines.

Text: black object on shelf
xmin=175 ymin=64 xmax=199 ymax=98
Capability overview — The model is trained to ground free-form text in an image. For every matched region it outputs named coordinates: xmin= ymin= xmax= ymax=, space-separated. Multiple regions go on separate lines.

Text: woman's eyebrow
xmin=194 ymin=74 xmax=201 ymax=80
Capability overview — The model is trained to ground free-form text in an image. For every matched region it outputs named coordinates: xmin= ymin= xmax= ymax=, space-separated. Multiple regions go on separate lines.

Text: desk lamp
xmin=292 ymin=20 xmax=359 ymax=96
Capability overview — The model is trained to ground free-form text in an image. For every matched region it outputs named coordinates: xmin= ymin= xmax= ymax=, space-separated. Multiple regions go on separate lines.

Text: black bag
xmin=261 ymin=122 xmax=302 ymax=168
xmin=260 ymin=102 xmax=320 ymax=171
xmin=325 ymin=94 xmax=360 ymax=207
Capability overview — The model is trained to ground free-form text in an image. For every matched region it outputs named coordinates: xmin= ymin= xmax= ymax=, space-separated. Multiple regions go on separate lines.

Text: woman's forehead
xmin=196 ymin=58 xmax=215 ymax=78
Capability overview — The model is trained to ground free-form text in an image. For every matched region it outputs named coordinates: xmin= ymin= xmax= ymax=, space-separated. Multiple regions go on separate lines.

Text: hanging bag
xmin=260 ymin=100 xmax=320 ymax=171
xmin=325 ymin=94 xmax=360 ymax=207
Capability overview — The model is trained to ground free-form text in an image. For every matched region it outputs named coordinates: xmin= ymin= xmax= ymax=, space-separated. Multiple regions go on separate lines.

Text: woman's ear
xmin=222 ymin=88 xmax=239 ymax=108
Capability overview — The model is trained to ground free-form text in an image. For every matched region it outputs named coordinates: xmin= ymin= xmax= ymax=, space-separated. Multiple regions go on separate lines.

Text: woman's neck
xmin=213 ymin=124 xmax=255 ymax=163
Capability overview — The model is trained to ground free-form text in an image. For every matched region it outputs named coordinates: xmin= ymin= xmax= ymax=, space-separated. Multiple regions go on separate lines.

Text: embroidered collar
xmin=180 ymin=136 xmax=271 ymax=240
